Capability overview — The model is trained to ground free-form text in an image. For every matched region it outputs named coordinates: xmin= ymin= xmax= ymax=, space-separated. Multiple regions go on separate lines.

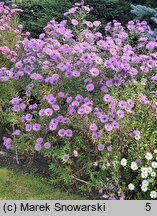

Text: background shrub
xmin=12 ymin=0 xmax=133 ymax=38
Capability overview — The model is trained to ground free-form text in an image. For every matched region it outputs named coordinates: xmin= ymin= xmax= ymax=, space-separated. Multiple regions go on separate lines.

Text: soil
xmin=0 ymin=149 xmax=52 ymax=179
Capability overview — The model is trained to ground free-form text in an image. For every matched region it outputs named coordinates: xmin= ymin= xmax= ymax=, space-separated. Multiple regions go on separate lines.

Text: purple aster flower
xmin=98 ymin=144 xmax=105 ymax=152
xmin=109 ymin=197 xmax=116 ymax=200
xmin=13 ymin=105 xmax=20 ymax=112
xmin=77 ymin=107 xmax=85 ymax=115
xmin=58 ymin=92 xmax=66 ymax=98
xmin=57 ymin=115 xmax=64 ymax=122
xmin=34 ymin=144 xmax=42 ymax=151
xmin=10 ymin=97 xmax=22 ymax=105
xmin=150 ymin=76 xmax=157 ymax=84
xmin=84 ymin=106 xmax=92 ymax=114
xmin=36 ymin=137 xmax=43 ymax=144
xmin=86 ymin=83 xmax=94 ymax=92
xmin=44 ymin=142 xmax=51 ymax=149
xmin=44 ymin=108 xmax=53 ymax=116
xmin=101 ymin=86 xmax=108 ymax=93
xmin=46 ymin=94 xmax=56 ymax=105
xmin=100 ymin=114 xmax=108 ymax=123
xmin=139 ymin=94 xmax=149 ymax=104
xmin=118 ymin=101 xmax=127 ymax=109
xmin=66 ymin=96 xmax=73 ymax=103
xmin=27 ymin=83 xmax=34 ymax=89
xmin=12 ymin=129 xmax=21 ymax=136
xmin=127 ymin=99 xmax=134 ymax=108
xmin=106 ymin=80 xmax=113 ymax=87
xmin=103 ymin=94 xmax=112 ymax=102
xmin=107 ymin=145 xmax=112 ymax=152
xmin=25 ymin=113 xmax=33 ymax=121
xmin=26 ymin=90 xmax=31 ymax=97
xmin=133 ymin=130 xmax=140 ymax=136
xmin=92 ymin=133 xmax=98 ymax=140
xmin=112 ymin=121 xmax=119 ymax=129
xmin=135 ymin=159 xmax=142 ymax=164
xmin=20 ymin=103 xmax=26 ymax=110
xmin=71 ymin=19 xmax=79 ymax=26
xmin=49 ymin=122 xmax=57 ymax=131
xmin=28 ymin=105 xmax=33 ymax=110
xmin=113 ymin=77 xmax=122 ymax=86
xmin=3 ymin=137 xmax=12 ymax=149
xmin=25 ymin=124 xmax=32 ymax=132
xmin=33 ymin=123 xmax=41 ymax=131
xmin=97 ymin=131 xmax=102 ymax=138
xmin=104 ymin=124 xmax=113 ymax=132
xmin=116 ymin=110 xmax=124 ymax=118
xmin=21 ymin=115 xmax=25 ymax=123
xmin=52 ymin=104 xmax=60 ymax=111
xmin=69 ymin=108 xmax=77 ymax=116
xmin=39 ymin=109 xmax=45 ymax=117
xmin=75 ymin=95 xmax=83 ymax=102
xmin=90 ymin=68 xmax=99 ymax=76
xmin=32 ymin=104 xmax=38 ymax=109
xmin=71 ymin=101 xmax=79 ymax=107
xmin=120 ymin=195 xmax=125 ymax=200
xmin=108 ymin=186 xmax=114 ymax=191
xmin=58 ymin=129 xmax=66 ymax=137
xmin=89 ymin=123 xmax=98 ymax=131
xmin=66 ymin=129 xmax=73 ymax=137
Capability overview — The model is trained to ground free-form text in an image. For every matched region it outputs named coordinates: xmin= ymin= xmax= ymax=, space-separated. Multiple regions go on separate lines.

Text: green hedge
xmin=14 ymin=0 xmax=74 ymax=38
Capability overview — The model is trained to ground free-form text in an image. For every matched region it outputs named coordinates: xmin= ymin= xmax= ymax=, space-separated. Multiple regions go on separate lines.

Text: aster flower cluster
xmin=0 ymin=3 xmax=29 ymax=67
xmin=121 ymin=150 xmax=157 ymax=199
xmin=0 ymin=2 xmax=157 ymax=200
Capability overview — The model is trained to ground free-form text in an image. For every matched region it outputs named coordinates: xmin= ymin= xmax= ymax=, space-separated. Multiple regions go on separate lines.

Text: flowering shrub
xmin=0 ymin=2 xmax=29 ymax=127
xmin=1 ymin=2 xmax=157 ymax=199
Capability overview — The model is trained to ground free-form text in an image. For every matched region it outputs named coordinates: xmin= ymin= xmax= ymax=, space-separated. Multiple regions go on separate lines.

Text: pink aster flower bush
xmin=1 ymin=2 xmax=157 ymax=199
xmin=0 ymin=3 xmax=29 ymax=68
xmin=0 ymin=2 xmax=29 ymax=128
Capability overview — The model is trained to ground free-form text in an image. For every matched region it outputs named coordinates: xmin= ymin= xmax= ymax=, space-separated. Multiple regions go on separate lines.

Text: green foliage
xmin=86 ymin=0 xmax=132 ymax=24
xmin=13 ymin=0 xmax=133 ymax=38
xmin=13 ymin=0 xmax=73 ymax=38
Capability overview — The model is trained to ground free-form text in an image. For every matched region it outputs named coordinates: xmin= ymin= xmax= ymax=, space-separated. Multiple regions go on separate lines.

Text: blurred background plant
xmin=11 ymin=0 xmax=157 ymax=38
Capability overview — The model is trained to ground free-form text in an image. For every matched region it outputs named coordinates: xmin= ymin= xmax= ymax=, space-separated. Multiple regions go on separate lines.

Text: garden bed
xmin=0 ymin=149 xmax=52 ymax=179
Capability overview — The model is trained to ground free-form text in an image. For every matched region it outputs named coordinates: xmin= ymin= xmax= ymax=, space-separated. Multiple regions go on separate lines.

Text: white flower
xmin=141 ymin=167 xmax=148 ymax=173
xmin=154 ymin=149 xmax=157 ymax=154
xmin=141 ymin=78 xmax=147 ymax=85
xmin=151 ymin=162 xmax=157 ymax=168
xmin=147 ymin=167 xmax=152 ymax=173
xmin=131 ymin=162 xmax=138 ymax=170
xmin=151 ymin=172 xmax=156 ymax=177
xmin=156 ymin=156 xmax=157 ymax=161
xmin=142 ymin=180 xmax=149 ymax=187
xmin=135 ymin=135 xmax=140 ymax=140
xmin=141 ymin=185 xmax=148 ymax=192
xmin=145 ymin=153 xmax=153 ymax=161
xmin=150 ymin=191 xmax=157 ymax=199
xmin=141 ymin=172 xmax=148 ymax=178
xmin=121 ymin=158 xmax=127 ymax=166
xmin=128 ymin=183 xmax=135 ymax=190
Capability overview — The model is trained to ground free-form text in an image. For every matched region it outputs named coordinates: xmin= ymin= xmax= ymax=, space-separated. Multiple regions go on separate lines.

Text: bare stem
xmin=12 ymin=124 xmax=19 ymax=165
xmin=71 ymin=175 xmax=89 ymax=185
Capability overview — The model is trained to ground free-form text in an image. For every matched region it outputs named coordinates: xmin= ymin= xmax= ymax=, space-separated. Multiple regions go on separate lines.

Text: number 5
xmin=145 ymin=203 xmax=151 ymax=211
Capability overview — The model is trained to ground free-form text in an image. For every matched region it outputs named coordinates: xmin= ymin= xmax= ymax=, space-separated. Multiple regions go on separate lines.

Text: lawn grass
xmin=0 ymin=168 xmax=84 ymax=200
